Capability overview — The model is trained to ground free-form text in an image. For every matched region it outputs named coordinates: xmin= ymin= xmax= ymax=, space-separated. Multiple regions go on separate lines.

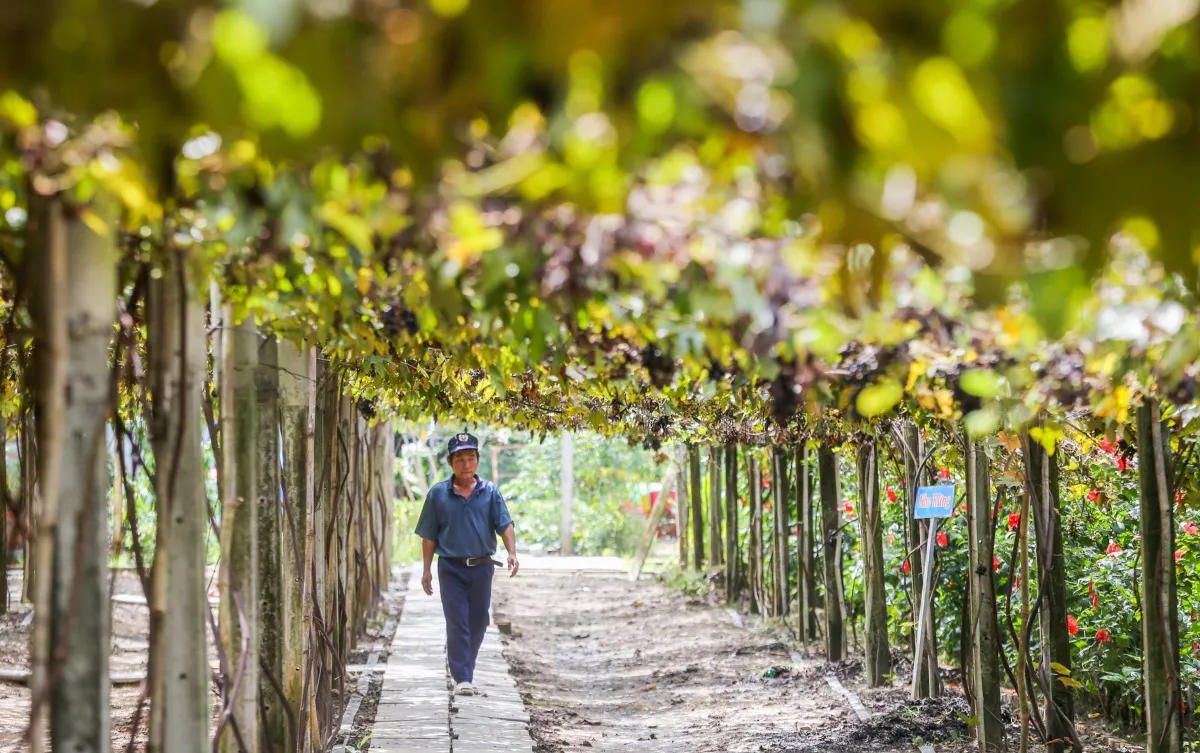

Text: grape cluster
xmin=356 ymin=398 xmax=377 ymax=419
xmin=380 ymin=303 xmax=419 ymax=338
xmin=640 ymin=344 xmax=677 ymax=388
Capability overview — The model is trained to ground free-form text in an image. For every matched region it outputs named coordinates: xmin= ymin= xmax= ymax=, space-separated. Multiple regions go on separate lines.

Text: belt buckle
xmin=466 ymin=557 xmax=482 ymax=567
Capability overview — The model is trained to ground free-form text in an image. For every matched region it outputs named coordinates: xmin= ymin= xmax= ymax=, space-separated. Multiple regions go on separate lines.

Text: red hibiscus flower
xmin=1106 ymin=541 xmax=1122 ymax=558
xmin=740 ymin=497 xmax=747 ymax=507
xmin=1092 ymin=591 xmax=1099 ymax=609
xmin=1067 ymin=615 xmax=1079 ymax=635
xmin=1014 ymin=575 xmax=1020 ymax=590
xmin=1087 ymin=488 xmax=1099 ymax=503
xmin=1178 ymin=488 xmax=1186 ymax=508
xmin=993 ymin=555 xmax=1001 ymax=572
xmin=1095 ymin=629 xmax=1111 ymax=643
xmin=1185 ymin=521 xmax=1199 ymax=536
xmin=886 ymin=486 xmax=898 ymax=504
xmin=1099 ymin=437 xmax=1117 ymax=455
xmin=960 ymin=503 xmax=968 ymax=513
xmin=1117 ymin=455 xmax=1128 ymax=473
xmin=1193 ymin=642 xmax=1199 ymax=653
xmin=937 ymin=531 xmax=949 ymax=547
xmin=844 ymin=500 xmax=854 ymax=513
xmin=792 ymin=526 xmax=799 ymax=536
xmin=1176 ymin=549 xmax=1186 ymax=561
xmin=902 ymin=559 xmax=911 ymax=574
xmin=1007 ymin=512 xmax=1021 ymax=531
xmin=939 ymin=467 xmax=952 ymax=480
xmin=764 ymin=502 xmax=772 ymax=512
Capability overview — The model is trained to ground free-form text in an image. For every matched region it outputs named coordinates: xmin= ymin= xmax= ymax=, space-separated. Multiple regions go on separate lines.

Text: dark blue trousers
xmin=437 ymin=557 xmax=494 ymax=684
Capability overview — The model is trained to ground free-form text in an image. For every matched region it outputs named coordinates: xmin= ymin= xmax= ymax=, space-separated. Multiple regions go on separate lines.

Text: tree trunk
xmin=1027 ymin=424 xmax=1073 ymax=753
xmin=748 ymin=451 xmax=763 ymax=615
xmin=772 ymin=449 xmax=789 ymax=616
xmin=44 ymin=210 xmax=117 ymax=751
xmin=708 ymin=445 xmax=722 ymax=567
xmin=147 ymin=248 xmax=211 ymax=753
xmin=858 ymin=439 xmax=889 ymax=686
xmin=796 ymin=445 xmax=818 ymax=644
xmin=277 ymin=340 xmax=309 ymax=743
xmin=218 ymin=314 xmax=260 ymax=753
xmin=1139 ymin=401 xmax=1182 ymax=753
xmin=724 ymin=444 xmax=740 ymax=602
xmin=690 ymin=445 xmax=704 ymax=570
xmin=256 ymin=335 xmax=285 ymax=752
xmin=818 ymin=446 xmax=846 ymax=660
xmin=902 ymin=422 xmax=940 ymax=697
xmin=965 ymin=436 xmax=1004 ymax=752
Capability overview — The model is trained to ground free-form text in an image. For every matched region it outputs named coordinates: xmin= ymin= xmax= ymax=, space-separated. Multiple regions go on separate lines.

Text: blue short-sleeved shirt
xmin=414 ymin=475 xmax=514 ymax=558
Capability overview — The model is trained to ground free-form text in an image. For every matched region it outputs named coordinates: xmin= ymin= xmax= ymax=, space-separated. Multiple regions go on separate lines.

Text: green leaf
xmin=959 ymin=368 xmax=1003 ymax=399
xmin=964 ymin=407 xmax=999 ymax=438
xmin=856 ymin=380 xmax=903 ymax=418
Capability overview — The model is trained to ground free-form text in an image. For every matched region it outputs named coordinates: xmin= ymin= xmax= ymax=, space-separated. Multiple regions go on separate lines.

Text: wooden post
xmin=147 ymin=248 xmax=211 ymax=753
xmin=1027 ymin=424 xmax=1073 ymax=753
xmin=26 ymin=193 xmax=67 ymax=753
xmin=43 ymin=211 xmax=116 ymax=751
xmin=630 ymin=455 xmax=679 ymax=582
xmin=1139 ymin=401 xmax=1182 ymax=753
xmin=676 ymin=444 xmax=689 ymax=569
xmin=818 ymin=446 xmax=846 ymax=660
xmin=277 ymin=339 xmax=309 ymax=743
xmin=858 ymin=438 xmax=889 ymax=686
xmin=256 ymin=335 xmax=285 ymax=751
xmin=902 ymin=422 xmax=940 ymax=696
xmin=724 ymin=444 xmax=740 ymax=602
xmin=796 ymin=445 xmax=818 ymax=644
xmin=748 ymin=450 xmax=764 ymax=615
xmin=690 ymin=445 xmax=704 ymax=570
xmin=965 ymin=437 xmax=1003 ymax=753
xmin=708 ymin=445 xmax=722 ymax=566
xmin=772 ymin=448 xmax=790 ymax=616
xmin=218 ymin=314 xmax=260 ymax=753
xmin=560 ymin=433 xmax=574 ymax=556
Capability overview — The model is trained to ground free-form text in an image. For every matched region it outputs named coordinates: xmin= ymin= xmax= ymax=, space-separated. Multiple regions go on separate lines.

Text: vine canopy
xmin=0 ymin=0 xmax=1198 ymax=443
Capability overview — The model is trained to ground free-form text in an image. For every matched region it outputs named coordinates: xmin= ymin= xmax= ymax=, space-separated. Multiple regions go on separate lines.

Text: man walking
xmin=415 ymin=432 xmax=519 ymax=696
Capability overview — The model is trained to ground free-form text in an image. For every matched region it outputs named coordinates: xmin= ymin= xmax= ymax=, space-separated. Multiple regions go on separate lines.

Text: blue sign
xmin=914 ymin=485 xmax=956 ymax=519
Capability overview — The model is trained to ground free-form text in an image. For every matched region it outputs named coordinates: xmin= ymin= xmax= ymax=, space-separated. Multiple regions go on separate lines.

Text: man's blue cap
xmin=447 ymin=432 xmax=479 ymax=457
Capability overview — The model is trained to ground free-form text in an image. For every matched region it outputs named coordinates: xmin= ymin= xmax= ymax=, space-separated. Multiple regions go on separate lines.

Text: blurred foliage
xmin=499 ymin=432 xmax=660 ymax=555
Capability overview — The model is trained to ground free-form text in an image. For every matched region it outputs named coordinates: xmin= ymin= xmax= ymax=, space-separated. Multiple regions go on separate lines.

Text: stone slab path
xmin=370 ymin=563 xmax=533 ymax=753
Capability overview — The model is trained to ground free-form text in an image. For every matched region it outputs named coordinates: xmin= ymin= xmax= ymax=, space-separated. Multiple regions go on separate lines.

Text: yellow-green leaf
xmin=959 ymin=368 xmax=1003 ymax=399
xmin=1057 ymin=676 xmax=1083 ymax=689
xmin=1050 ymin=662 xmax=1071 ymax=677
xmin=856 ymin=380 xmax=903 ymax=418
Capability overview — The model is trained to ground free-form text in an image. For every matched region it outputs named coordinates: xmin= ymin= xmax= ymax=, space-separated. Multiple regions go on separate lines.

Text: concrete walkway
xmin=370 ymin=563 xmax=533 ymax=753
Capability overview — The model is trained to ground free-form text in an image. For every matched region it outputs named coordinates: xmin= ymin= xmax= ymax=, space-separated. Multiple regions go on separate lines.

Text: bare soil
xmin=491 ymin=570 xmax=970 ymax=753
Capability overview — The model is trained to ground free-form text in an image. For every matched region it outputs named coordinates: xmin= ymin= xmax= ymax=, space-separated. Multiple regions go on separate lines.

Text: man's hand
xmin=421 ymin=569 xmax=433 ymax=595
xmin=507 ymin=554 xmax=520 ymax=577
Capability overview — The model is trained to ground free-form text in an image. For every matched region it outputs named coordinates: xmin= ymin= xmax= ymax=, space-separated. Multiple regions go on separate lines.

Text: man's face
xmin=449 ymin=449 xmax=479 ymax=477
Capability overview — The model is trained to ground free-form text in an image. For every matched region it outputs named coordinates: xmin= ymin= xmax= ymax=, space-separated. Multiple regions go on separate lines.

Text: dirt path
xmin=490 ymin=569 xmax=974 ymax=753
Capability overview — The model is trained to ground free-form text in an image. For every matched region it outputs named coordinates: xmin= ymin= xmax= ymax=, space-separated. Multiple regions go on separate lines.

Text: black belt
xmin=443 ymin=556 xmax=496 ymax=567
